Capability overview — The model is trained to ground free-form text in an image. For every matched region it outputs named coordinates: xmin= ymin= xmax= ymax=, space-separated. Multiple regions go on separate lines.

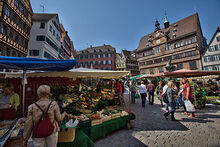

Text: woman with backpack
xmin=23 ymin=85 xmax=68 ymax=147
xmin=163 ymin=81 xmax=178 ymax=121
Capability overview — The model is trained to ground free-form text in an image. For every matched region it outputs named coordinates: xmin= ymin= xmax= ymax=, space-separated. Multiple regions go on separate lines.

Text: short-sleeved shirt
xmin=139 ymin=84 xmax=147 ymax=94
xmin=147 ymin=83 xmax=155 ymax=92
xmin=183 ymin=83 xmax=194 ymax=99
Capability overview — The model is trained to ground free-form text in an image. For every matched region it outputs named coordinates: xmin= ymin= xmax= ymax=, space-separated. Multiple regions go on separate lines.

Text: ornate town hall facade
xmin=135 ymin=13 xmax=206 ymax=74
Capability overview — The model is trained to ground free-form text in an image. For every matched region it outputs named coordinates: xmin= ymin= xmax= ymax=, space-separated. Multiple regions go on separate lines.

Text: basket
xmin=58 ymin=119 xmax=77 ymax=143
xmin=58 ymin=127 xmax=76 ymax=143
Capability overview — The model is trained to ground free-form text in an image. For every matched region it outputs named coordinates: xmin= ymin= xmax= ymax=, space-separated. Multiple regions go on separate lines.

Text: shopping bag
xmin=135 ymin=93 xmax=140 ymax=99
xmin=184 ymin=100 xmax=196 ymax=112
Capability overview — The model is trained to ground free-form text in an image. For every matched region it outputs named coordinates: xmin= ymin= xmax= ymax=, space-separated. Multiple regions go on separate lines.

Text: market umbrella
xmin=5 ymin=68 xmax=131 ymax=80
xmin=164 ymin=69 xmax=220 ymax=78
xmin=130 ymin=74 xmax=147 ymax=82
xmin=137 ymin=73 xmax=165 ymax=79
xmin=0 ymin=56 xmax=77 ymax=115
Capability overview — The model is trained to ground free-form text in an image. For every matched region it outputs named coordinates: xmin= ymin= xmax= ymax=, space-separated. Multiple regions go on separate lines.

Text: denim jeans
xmin=159 ymin=92 xmax=163 ymax=106
xmin=140 ymin=93 xmax=146 ymax=107
xmin=164 ymin=103 xmax=169 ymax=111
xmin=174 ymin=99 xmax=180 ymax=108
xmin=169 ymin=101 xmax=176 ymax=115
xmin=131 ymin=92 xmax=136 ymax=104
xmin=148 ymin=91 xmax=154 ymax=105
xmin=164 ymin=101 xmax=176 ymax=120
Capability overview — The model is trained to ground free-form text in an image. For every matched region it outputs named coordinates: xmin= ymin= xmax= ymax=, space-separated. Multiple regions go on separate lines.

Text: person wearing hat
xmin=139 ymin=81 xmax=147 ymax=107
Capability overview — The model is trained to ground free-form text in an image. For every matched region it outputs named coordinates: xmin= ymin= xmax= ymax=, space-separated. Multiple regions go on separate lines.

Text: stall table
xmin=90 ymin=113 xmax=135 ymax=141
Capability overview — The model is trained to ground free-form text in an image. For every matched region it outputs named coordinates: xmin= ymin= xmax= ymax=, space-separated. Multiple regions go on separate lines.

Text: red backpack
xmin=33 ymin=101 xmax=54 ymax=138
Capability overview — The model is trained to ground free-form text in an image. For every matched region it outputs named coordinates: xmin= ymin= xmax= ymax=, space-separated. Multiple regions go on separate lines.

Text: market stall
xmin=0 ymin=56 xmax=77 ymax=147
xmin=4 ymin=68 xmax=134 ymax=147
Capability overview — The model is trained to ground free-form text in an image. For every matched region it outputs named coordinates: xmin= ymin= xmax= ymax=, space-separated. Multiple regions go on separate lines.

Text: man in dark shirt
xmin=147 ymin=81 xmax=155 ymax=105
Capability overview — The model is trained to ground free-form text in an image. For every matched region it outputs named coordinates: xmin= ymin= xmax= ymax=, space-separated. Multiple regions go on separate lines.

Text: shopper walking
xmin=156 ymin=81 xmax=164 ymax=107
xmin=23 ymin=85 xmax=68 ymax=147
xmin=139 ymin=81 xmax=147 ymax=107
xmin=130 ymin=81 xmax=136 ymax=104
xmin=164 ymin=81 xmax=178 ymax=121
xmin=162 ymin=81 xmax=169 ymax=112
xmin=181 ymin=78 xmax=195 ymax=117
xmin=147 ymin=81 xmax=155 ymax=105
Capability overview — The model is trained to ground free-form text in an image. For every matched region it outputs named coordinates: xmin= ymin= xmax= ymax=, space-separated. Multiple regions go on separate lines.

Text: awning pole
xmin=22 ymin=70 xmax=26 ymax=117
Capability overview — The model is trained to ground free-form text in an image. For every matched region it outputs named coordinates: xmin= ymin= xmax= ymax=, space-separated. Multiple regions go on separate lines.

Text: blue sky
xmin=30 ymin=0 xmax=220 ymax=53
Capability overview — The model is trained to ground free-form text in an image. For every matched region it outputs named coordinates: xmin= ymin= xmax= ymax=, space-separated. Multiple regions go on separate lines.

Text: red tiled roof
xmin=137 ymin=13 xmax=201 ymax=52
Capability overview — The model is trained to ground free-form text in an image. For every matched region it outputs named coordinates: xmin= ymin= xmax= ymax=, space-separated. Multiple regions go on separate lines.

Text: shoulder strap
xmin=35 ymin=103 xmax=44 ymax=113
xmin=35 ymin=100 xmax=53 ymax=114
xmin=46 ymin=101 xmax=53 ymax=113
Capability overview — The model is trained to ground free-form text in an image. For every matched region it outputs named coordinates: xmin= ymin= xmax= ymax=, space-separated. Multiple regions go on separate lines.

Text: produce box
xmin=91 ymin=119 xmax=102 ymax=126
xmin=101 ymin=116 xmax=111 ymax=122
xmin=111 ymin=113 xmax=121 ymax=120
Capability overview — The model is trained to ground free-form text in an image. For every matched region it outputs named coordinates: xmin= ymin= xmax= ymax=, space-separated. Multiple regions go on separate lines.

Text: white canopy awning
xmin=4 ymin=68 xmax=130 ymax=79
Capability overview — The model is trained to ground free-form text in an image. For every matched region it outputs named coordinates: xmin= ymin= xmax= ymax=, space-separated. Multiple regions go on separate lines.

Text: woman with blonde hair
xmin=164 ymin=81 xmax=178 ymax=121
xmin=23 ymin=85 xmax=67 ymax=147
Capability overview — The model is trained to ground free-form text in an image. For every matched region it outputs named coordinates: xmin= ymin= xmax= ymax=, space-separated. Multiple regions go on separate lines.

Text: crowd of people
xmin=129 ymin=78 xmax=195 ymax=121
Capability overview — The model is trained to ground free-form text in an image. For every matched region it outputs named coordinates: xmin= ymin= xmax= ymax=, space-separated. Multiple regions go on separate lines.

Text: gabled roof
xmin=122 ymin=50 xmax=136 ymax=60
xmin=207 ymin=27 xmax=220 ymax=47
xmin=27 ymin=0 xmax=33 ymax=14
xmin=202 ymin=27 xmax=220 ymax=55
xmin=137 ymin=13 xmax=201 ymax=52
xmin=32 ymin=13 xmax=58 ymax=22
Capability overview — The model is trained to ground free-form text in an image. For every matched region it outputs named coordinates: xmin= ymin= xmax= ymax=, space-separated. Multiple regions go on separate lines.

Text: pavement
xmin=95 ymin=91 xmax=220 ymax=147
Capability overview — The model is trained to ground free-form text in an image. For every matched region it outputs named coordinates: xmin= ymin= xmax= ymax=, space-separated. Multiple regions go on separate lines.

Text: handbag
xmin=184 ymin=100 xmax=196 ymax=112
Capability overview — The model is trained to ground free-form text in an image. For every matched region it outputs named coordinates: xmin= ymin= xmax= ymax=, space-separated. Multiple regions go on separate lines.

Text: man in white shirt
xmin=139 ymin=81 xmax=147 ymax=107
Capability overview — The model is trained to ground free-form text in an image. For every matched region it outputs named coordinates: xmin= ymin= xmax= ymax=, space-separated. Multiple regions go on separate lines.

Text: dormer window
xmin=173 ymin=28 xmax=177 ymax=32
xmin=174 ymin=24 xmax=178 ymax=27
xmin=173 ymin=34 xmax=176 ymax=38
xmin=149 ymin=35 xmax=152 ymax=38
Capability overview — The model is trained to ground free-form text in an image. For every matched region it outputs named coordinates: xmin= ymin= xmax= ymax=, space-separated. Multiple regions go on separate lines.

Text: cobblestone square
xmin=95 ymin=92 xmax=220 ymax=147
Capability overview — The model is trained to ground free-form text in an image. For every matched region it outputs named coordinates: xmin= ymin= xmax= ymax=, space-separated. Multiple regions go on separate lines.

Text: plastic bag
xmin=135 ymin=93 xmax=140 ymax=99
xmin=65 ymin=119 xmax=79 ymax=128
xmin=184 ymin=100 xmax=196 ymax=112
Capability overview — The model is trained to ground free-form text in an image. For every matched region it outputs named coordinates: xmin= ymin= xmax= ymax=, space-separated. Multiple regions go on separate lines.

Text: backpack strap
xmin=46 ymin=101 xmax=53 ymax=113
xmin=35 ymin=100 xmax=53 ymax=114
